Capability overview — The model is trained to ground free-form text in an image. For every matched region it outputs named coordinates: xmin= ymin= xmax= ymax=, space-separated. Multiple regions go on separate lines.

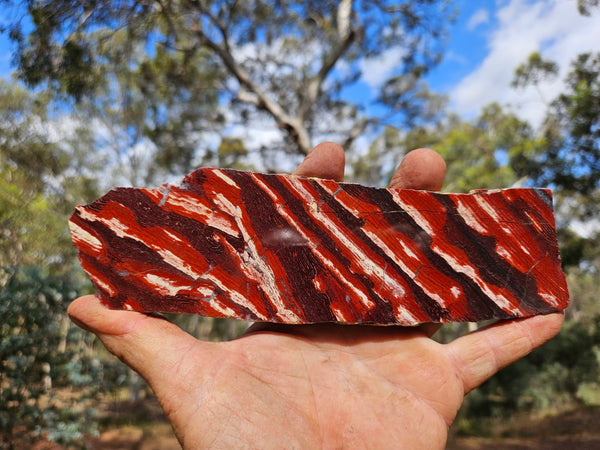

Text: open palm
xmin=69 ymin=143 xmax=563 ymax=449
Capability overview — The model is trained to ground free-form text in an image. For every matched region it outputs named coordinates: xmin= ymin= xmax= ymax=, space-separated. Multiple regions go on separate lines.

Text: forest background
xmin=1 ymin=0 xmax=599 ymax=447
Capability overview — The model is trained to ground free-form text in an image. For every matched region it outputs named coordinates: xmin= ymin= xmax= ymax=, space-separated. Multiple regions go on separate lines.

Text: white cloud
xmin=226 ymin=120 xmax=281 ymax=151
xmin=450 ymin=0 xmax=600 ymax=128
xmin=467 ymin=8 xmax=490 ymax=30
xmin=359 ymin=47 xmax=407 ymax=89
xmin=444 ymin=50 xmax=470 ymax=66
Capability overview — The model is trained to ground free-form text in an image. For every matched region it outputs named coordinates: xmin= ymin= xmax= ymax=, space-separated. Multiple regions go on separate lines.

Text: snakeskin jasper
xmin=69 ymin=168 xmax=570 ymax=325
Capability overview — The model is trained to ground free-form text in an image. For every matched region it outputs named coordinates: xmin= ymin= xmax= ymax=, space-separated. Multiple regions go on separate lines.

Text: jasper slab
xmin=69 ymin=168 xmax=569 ymax=325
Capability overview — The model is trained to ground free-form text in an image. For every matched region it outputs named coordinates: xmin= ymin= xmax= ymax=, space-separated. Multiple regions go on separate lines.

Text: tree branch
xmin=194 ymin=26 xmax=312 ymax=153
xmin=165 ymin=1 xmax=356 ymax=156
xmin=299 ymin=0 xmax=356 ymax=126
xmin=341 ymin=117 xmax=372 ymax=150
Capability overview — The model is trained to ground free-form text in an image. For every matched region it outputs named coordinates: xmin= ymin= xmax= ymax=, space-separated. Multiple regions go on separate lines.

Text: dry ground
xmin=12 ymin=399 xmax=600 ymax=449
xmin=448 ymin=407 xmax=600 ymax=449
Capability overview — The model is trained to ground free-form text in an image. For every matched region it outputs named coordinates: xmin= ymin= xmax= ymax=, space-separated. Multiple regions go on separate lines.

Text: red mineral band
xmin=69 ymin=168 xmax=569 ymax=325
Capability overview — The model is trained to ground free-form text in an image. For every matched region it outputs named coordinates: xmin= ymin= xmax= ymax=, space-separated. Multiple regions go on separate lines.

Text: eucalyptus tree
xmin=3 ymin=0 xmax=453 ymax=173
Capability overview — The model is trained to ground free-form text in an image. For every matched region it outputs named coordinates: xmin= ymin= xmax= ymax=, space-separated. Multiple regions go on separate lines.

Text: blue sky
xmin=443 ymin=0 xmax=600 ymax=126
xmin=1 ymin=0 xmax=599 ymax=132
xmin=427 ymin=0 xmax=499 ymax=93
xmin=355 ymin=0 xmax=600 ymax=129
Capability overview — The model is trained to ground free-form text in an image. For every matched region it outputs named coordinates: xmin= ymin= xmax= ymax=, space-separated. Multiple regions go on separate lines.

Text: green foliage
xmin=0 ymin=80 xmax=67 ymax=185
xmin=0 ymin=80 xmax=102 ymax=269
xmin=557 ymin=228 xmax=588 ymax=268
xmin=88 ymin=38 xmax=224 ymax=179
xmin=511 ymin=51 xmax=559 ymax=90
xmin=509 ymin=51 xmax=600 ymax=273
xmin=459 ymin=316 xmax=600 ymax=423
xmin=0 ymin=266 xmax=99 ymax=447
xmin=547 ymin=53 xmax=600 ymax=194
xmin=378 ymin=77 xmax=448 ymax=126
xmin=0 ymin=79 xmax=134 ymax=446
xmin=434 ymin=106 xmax=526 ymax=192
xmin=217 ymin=137 xmax=255 ymax=170
xmin=564 ymin=264 xmax=600 ymax=322
xmin=578 ymin=0 xmax=600 ymax=15
xmin=511 ymin=52 xmax=600 ymax=197
xmin=357 ymin=104 xmax=533 ymax=191
xmin=0 ymin=164 xmax=74 ymax=270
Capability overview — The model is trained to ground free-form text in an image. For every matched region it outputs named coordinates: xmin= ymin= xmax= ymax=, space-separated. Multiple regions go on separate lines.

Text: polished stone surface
xmin=69 ymin=168 xmax=570 ymax=324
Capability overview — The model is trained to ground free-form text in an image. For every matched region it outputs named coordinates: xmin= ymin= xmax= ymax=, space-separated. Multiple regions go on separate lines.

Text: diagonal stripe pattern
xmin=69 ymin=168 xmax=570 ymax=325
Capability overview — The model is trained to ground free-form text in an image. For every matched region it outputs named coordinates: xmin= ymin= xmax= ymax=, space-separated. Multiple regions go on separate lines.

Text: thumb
xmin=446 ymin=312 xmax=564 ymax=394
xmin=68 ymin=295 xmax=213 ymax=390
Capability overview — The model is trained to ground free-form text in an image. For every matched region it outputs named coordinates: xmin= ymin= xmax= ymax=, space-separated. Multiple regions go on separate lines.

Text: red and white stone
xmin=69 ymin=168 xmax=570 ymax=325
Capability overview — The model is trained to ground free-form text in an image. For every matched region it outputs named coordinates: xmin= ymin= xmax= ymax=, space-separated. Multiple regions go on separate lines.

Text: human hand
xmin=68 ymin=143 xmax=564 ymax=449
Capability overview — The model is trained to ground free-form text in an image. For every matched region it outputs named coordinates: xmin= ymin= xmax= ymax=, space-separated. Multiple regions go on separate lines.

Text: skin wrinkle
xmin=445 ymin=316 xmax=546 ymax=395
xmin=161 ymin=341 xmax=208 ymax=437
xmin=239 ymin=397 xmax=271 ymax=428
xmin=267 ymin=337 xmax=431 ymax=447
xmin=203 ymin=373 xmax=266 ymax=448
xmin=332 ymin=349 xmax=432 ymax=446
xmin=272 ymin=328 xmax=458 ymax=435
xmin=227 ymin=345 xmax=318 ymax=444
xmin=407 ymin=361 xmax=461 ymax=422
xmin=177 ymin=348 xmax=248 ymax=448
xmin=299 ymin=347 xmax=324 ymax=447
xmin=332 ymin=364 xmax=381 ymax=447
xmin=423 ymin=376 xmax=463 ymax=425
xmin=206 ymin=399 xmax=251 ymax=450
xmin=363 ymin=351 xmax=450 ymax=439
xmin=360 ymin=337 xmax=462 ymax=426
xmin=370 ymin=396 xmax=396 ymax=446
xmin=448 ymin=338 xmax=494 ymax=395
xmin=512 ymin=317 xmax=538 ymax=352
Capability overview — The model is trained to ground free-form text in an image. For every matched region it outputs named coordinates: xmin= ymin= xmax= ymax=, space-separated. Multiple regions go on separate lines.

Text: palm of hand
xmin=164 ymin=326 xmax=460 ymax=449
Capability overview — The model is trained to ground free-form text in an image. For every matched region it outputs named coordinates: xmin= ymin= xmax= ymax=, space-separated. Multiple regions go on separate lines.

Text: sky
xmin=437 ymin=0 xmax=600 ymax=127
xmin=356 ymin=0 xmax=600 ymax=129
xmin=0 ymin=0 xmax=599 ymax=132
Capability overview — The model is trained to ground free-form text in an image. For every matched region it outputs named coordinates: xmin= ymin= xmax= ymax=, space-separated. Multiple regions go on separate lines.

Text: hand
xmin=68 ymin=143 xmax=563 ymax=449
